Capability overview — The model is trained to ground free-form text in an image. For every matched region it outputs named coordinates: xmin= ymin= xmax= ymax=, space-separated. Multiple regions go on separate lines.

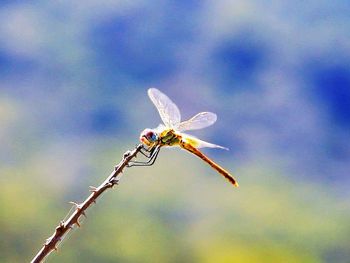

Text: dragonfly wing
xmin=182 ymin=133 xmax=229 ymax=150
xmin=148 ymin=88 xmax=181 ymax=127
xmin=176 ymin=112 xmax=217 ymax=132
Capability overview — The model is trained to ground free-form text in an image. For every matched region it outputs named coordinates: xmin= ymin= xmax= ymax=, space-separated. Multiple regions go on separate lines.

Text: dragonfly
xmin=133 ymin=88 xmax=238 ymax=187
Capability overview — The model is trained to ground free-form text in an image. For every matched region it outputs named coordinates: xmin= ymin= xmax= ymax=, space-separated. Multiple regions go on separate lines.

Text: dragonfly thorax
xmin=159 ymin=129 xmax=180 ymax=146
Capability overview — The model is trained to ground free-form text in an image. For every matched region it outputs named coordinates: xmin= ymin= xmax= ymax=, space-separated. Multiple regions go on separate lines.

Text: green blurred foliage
xmin=1 ymin=143 xmax=349 ymax=262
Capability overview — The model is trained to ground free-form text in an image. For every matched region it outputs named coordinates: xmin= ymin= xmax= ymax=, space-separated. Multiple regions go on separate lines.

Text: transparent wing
xmin=176 ymin=112 xmax=217 ymax=132
xmin=148 ymin=88 xmax=181 ymax=127
xmin=182 ymin=133 xmax=229 ymax=150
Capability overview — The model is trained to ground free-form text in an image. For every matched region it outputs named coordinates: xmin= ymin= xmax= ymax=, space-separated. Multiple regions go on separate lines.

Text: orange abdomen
xmin=179 ymin=141 xmax=238 ymax=187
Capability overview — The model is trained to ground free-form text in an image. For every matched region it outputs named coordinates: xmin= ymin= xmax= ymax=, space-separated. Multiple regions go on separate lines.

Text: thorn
xmin=69 ymin=201 xmax=81 ymax=210
xmin=110 ymin=178 xmax=119 ymax=185
xmin=45 ymin=238 xmax=52 ymax=245
xmin=81 ymin=211 xmax=87 ymax=218
xmin=55 ymin=222 xmax=65 ymax=234
xmin=75 ymin=220 xmax=81 ymax=228
xmin=123 ymin=151 xmax=131 ymax=159
xmin=89 ymin=186 xmax=98 ymax=193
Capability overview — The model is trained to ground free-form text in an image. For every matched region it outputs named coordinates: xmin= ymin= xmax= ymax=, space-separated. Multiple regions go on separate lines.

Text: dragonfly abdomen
xmin=179 ymin=141 xmax=238 ymax=187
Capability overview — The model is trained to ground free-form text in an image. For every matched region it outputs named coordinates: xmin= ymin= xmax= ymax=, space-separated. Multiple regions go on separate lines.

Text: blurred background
xmin=0 ymin=1 xmax=349 ymax=262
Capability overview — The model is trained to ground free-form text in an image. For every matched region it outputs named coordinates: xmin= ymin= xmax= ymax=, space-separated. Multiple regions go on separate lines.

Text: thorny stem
xmin=30 ymin=144 xmax=144 ymax=263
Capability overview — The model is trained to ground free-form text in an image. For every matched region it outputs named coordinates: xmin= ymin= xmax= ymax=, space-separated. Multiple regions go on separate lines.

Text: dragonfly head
xmin=140 ymin=128 xmax=159 ymax=147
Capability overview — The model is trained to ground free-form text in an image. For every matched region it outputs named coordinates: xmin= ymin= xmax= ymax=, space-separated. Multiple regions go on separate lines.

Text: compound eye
xmin=146 ymin=131 xmax=157 ymax=142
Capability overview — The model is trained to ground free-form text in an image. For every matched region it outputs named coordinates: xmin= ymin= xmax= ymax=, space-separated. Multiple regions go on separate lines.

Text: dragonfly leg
xmin=139 ymin=146 xmax=154 ymax=158
xmin=128 ymin=147 xmax=159 ymax=167
xmin=128 ymin=146 xmax=160 ymax=167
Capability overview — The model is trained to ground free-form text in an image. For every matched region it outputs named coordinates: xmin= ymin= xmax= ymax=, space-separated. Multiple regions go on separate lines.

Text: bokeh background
xmin=1 ymin=1 xmax=350 ymax=262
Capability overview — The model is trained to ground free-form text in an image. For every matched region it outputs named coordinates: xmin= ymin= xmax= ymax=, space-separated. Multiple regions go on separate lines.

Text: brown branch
xmin=30 ymin=144 xmax=144 ymax=263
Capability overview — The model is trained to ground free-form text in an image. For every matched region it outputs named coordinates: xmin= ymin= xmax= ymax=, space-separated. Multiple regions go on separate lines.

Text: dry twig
xmin=30 ymin=144 xmax=144 ymax=263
